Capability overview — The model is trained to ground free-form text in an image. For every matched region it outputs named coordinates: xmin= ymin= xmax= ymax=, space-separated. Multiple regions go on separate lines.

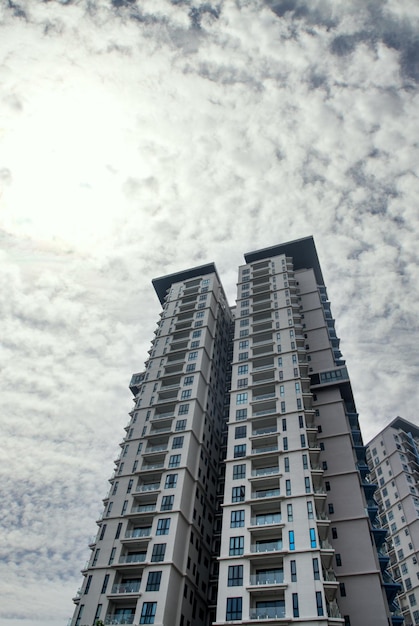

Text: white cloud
xmin=1 ymin=0 xmax=419 ymax=623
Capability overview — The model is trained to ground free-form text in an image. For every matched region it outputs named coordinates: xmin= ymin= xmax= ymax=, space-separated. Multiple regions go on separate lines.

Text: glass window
xmin=313 ymin=557 xmax=320 ymax=580
xmin=293 ymin=593 xmax=299 ymax=618
xmin=290 ymin=560 xmax=297 ymax=582
xmin=236 ymin=409 xmax=247 ymax=421
xmin=232 ymin=486 xmax=245 ymax=502
xmin=233 ymin=464 xmax=246 ymax=480
xmin=169 ymin=454 xmax=180 ymax=468
xmin=289 ymin=530 xmax=295 ymax=550
xmin=181 ymin=390 xmax=191 ymax=400
xmin=175 ymin=420 xmax=186 ymax=431
xmin=234 ymin=444 xmax=246 ymax=458
xmin=310 ymin=528 xmax=317 ymax=548
xmin=230 ymin=510 xmax=245 ymax=527
xmin=228 ymin=565 xmax=243 ymax=587
xmin=151 ymin=544 xmax=166 ymax=562
xmin=238 ymin=365 xmax=248 ymax=374
xmin=235 ymin=426 xmax=247 ymax=439
xmin=226 ymin=597 xmax=242 ymax=621
xmin=140 ymin=602 xmax=157 ymax=624
xmin=161 ymin=496 xmax=174 ymax=511
xmin=316 ymin=592 xmax=324 ymax=616
xmin=164 ymin=474 xmax=177 ymax=489
xmin=156 ymin=518 xmax=171 ymax=535
xmin=146 ymin=571 xmax=162 ymax=591
xmin=229 ymin=537 xmax=244 ymax=556
xmin=236 ymin=393 xmax=248 ymax=404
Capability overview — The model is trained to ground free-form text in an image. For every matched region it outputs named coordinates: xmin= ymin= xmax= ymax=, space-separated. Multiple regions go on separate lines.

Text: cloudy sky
xmin=1 ymin=0 xmax=419 ymax=624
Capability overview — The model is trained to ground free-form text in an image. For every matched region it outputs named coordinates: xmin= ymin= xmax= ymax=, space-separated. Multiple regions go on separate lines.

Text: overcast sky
xmin=1 ymin=1 xmax=419 ymax=624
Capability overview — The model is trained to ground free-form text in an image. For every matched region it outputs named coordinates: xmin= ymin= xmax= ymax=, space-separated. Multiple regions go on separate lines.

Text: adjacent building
xmin=71 ymin=237 xmax=399 ymax=626
xmin=367 ymin=418 xmax=419 ymax=626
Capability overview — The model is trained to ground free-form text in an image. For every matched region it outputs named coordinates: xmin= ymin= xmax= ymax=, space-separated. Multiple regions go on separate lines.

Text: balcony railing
xmin=111 ymin=581 xmax=141 ymax=593
xmin=249 ymin=607 xmax=285 ymax=619
xmin=250 ymin=571 xmax=284 ymax=585
xmin=136 ymin=483 xmax=160 ymax=492
xmin=253 ymin=392 xmax=276 ymax=402
xmin=251 ymin=540 xmax=282 ymax=553
xmin=118 ymin=553 xmax=146 ymax=564
xmin=252 ymin=445 xmax=278 ymax=455
xmin=145 ymin=445 xmax=167 ymax=453
xmin=252 ymin=408 xmax=277 ymax=417
xmin=251 ymin=466 xmax=279 ymax=477
xmin=251 ymin=513 xmax=281 ymax=526
xmin=253 ymin=489 xmax=280 ymax=499
xmin=252 ymin=426 xmax=277 ymax=436
xmin=105 ymin=616 xmax=134 ymax=625
xmin=131 ymin=504 xmax=156 ymax=513
xmin=125 ymin=528 xmax=151 ymax=538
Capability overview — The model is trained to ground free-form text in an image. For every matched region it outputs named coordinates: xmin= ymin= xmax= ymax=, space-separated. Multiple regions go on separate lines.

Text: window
xmin=234 ymin=444 xmax=246 ymax=458
xmin=235 ymin=426 xmax=246 ymax=439
xmin=316 ymin=591 xmax=324 ymax=616
xmin=310 ymin=528 xmax=317 ymax=548
xmin=101 ymin=574 xmax=109 ymax=594
xmin=410 ymin=594 xmax=417 ymax=607
xmin=172 ymin=436 xmax=184 ymax=449
xmin=230 ymin=510 xmax=245 ymax=528
xmin=289 ymin=530 xmax=295 ymax=551
xmin=92 ymin=549 xmax=100 ymax=565
xmin=279 ymin=385 xmax=285 ymax=397
xmin=192 ymin=330 xmax=201 ymax=338
xmin=121 ymin=500 xmax=128 ymax=514
xmin=236 ymin=393 xmax=248 ymax=404
xmin=127 ymin=479 xmax=133 ymax=493
xmin=176 ymin=420 xmax=186 ymax=431
xmin=226 ymin=597 xmax=242 ymax=621
xmin=229 ymin=536 xmax=244 ymax=556
xmin=156 ymin=518 xmax=171 ymax=535
xmin=181 ymin=390 xmax=191 ymax=400
xmin=84 ymin=575 xmax=92 ymax=594
xmin=328 ymin=503 xmax=334 ymax=514
xmin=336 ymin=554 xmax=342 ymax=566
xmin=190 ymin=340 xmax=199 ymax=348
xmin=238 ymin=365 xmax=248 ymax=374
xmin=188 ymin=351 xmax=198 ymax=360
xmin=307 ymin=501 xmax=314 ymax=519
xmin=236 ymin=409 xmax=247 ymax=421
xmin=228 ymin=565 xmax=243 ymax=586
xmin=312 ymin=557 xmax=320 ymax=580
xmin=186 ymin=363 xmax=196 ymax=372
xmin=169 ymin=454 xmax=180 ymax=468
xmin=184 ymin=376 xmax=194 ymax=385
xmin=305 ymin=477 xmax=311 ymax=493
xmin=300 ymin=434 xmax=306 ymax=447
xmin=99 ymin=524 xmax=107 ymax=541
xmin=146 ymin=571 xmax=162 ymax=591
xmin=332 ymin=527 xmax=338 ymax=539
xmin=281 ymin=401 xmax=286 ymax=413
xmin=140 ymin=602 xmax=157 ymax=624
xmin=233 ymin=464 xmax=246 ymax=480
xmin=283 ymin=437 xmax=288 ymax=451
xmin=239 ymin=340 xmax=249 ymax=349
xmin=161 ymin=495 xmax=174 ymax=511
xmin=151 ymin=544 xmax=166 ymax=562
xmin=108 ymin=548 xmax=115 ymax=565
xmin=94 ymin=605 xmax=102 ymax=622
xmin=240 ymin=318 xmax=249 ymax=326
xmin=237 ymin=377 xmax=248 ymax=388
xmin=238 ymin=351 xmax=248 ymax=360
xmin=164 ymin=474 xmax=178 ymax=489
xmin=290 ymin=560 xmax=297 ymax=582
xmin=239 ymin=329 xmax=249 ymax=337
xmin=232 ymin=486 xmax=245 ymax=502
xmin=287 ymin=504 xmax=293 ymax=522
xmin=286 ymin=479 xmax=291 ymax=496
xmin=293 ymin=593 xmax=299 ymax=618
xmin=282 ymin=418 xmax=287 ymax=431
xmin=75 ymin=606 xmax=84 ymax=626
xmin=302 ymin=454 xmax=308 ymax=469
xmin=284 ymin=457 xmax=290 ymax=472
xmin=112 ymin=481 xmax=119 ymax=495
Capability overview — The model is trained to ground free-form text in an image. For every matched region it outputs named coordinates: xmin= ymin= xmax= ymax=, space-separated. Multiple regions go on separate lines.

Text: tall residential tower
xmin=71 ymin=237 xmax=399 ymax=626
xmin=367 ymin=417 xmax=419 ymax=626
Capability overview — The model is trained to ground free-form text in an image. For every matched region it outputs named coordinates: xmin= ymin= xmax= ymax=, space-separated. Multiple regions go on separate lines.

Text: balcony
xmin=249 ymin=570 xmax=284 ymax=586
xmin=252 ymin=444 xmax=279 ymax=455
xmin=249 ymin=606 xmax=285 ymax=620
xmin=251 ymin=540 xmax=283 ymax=553
xmin=251 ymin=466 xmax=279 ymax=478
xmin=144 ymin=444 xmax=168 ymax=454
xmin=326 ymin=601 xmax=341 ymax=619
xmin=125 ymin=528 xmax=151 ymax=539
xmin=252 ymin=392 xmax=276 ymax=402
xmin=110 ymin=581 xmax=141 ymax=594
xmin=118 ymin=553 xmax=146 ymax=564
xmin=135 ymin=482 xmax=160 ymax=493
xmin=105 ymin=615 xmax=134 ymax=625
xmin=131 ymin=504 xmax=156 ymax=514
xmin=252 ymin=426 xmax=277 ymax=437
xmin=252 ymin=488 xmax=280 ymax=500
xmin=251 ymin=513 xmax=281 ymax=527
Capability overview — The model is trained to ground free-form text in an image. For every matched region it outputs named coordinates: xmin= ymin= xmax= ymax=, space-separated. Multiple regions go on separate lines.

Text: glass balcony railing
xmin=250 ymin=571 xmax=284 ymax=585
xmin=251 ymin=540 xmax=283 ymax=553
xmin=131 ymin=504 xmax=156 ymax=513
xmin=252 ymin=513 xmax=281 ymax=526
xmin=105 ymin=616 xmax=134 ymax=625
xmin=251 ymin=466 xmax=279 ymax=477
xmin=111 ymin=581 xmax=141 ymax=593
xmin=252 ymin=445 xmax=278 ymax=455
xmin=253 ymin=489 xmax=280 ymax=499
xmin=124 ymin=528 xmax=151 ymax=538
xmin=249 ymin=607 xmax=285 ymax=619
xmin=118 ymin=553 xmax=146 ymax=564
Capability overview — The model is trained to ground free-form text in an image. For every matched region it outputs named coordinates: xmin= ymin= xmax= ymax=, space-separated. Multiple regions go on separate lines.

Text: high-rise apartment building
xmin=367 ymin=418 xmax=419 ymax=626
xmin=71 ymin=237 xmax=400 ymax=626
